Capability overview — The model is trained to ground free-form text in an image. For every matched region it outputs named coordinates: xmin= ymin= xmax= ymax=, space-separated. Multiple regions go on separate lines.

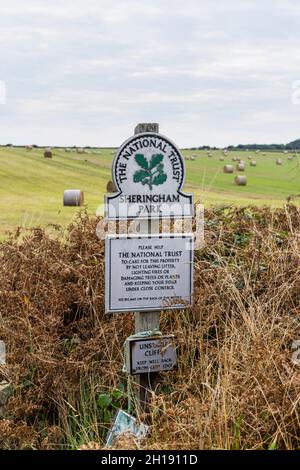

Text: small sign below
xmin=106 ymin=409 xmax=149 ymax=447
xmin=105 ymin=234 xmax=193 ymax=313
xmin=125 ymin=335 xmax=177 ymax=375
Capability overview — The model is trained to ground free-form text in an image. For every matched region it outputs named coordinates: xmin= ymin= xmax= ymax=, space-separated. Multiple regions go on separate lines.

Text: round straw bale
xmin=235 ymin=175 xmax=247 ymax=186
xmin=288 ymin=156 xmax=293 ymax=161
xmin=223 ymin=165 xmax=234 ymax=173
xmin=219 ymin=156 xmax=225 ymax=161
xmin=44 ymin=148 xmax=52 ymax=158
xmin=232 ymin=157 xmax=237 ymax=161
xmin=276 ymin=158 xmax=282 ymax=165
xmin=250 ymin=160 xmax=257 ymax=166
xmin=63 ymin=189 xmax=84 ymax=206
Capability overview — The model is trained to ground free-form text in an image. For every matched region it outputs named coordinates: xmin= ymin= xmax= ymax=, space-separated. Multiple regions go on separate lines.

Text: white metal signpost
xmin=104 ymin=123 xmax=194 ymax=413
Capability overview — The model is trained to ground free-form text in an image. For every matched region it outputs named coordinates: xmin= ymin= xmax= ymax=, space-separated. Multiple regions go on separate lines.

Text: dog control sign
xmin=105 ymin=133 xmax=193 ymax=219
xmin=105 ymin=234 xmax=193 ymax=313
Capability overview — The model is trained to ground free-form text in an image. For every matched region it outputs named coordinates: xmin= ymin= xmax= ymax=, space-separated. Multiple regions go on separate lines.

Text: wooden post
xmin=135 ymin=218 xmax=160 ymax=409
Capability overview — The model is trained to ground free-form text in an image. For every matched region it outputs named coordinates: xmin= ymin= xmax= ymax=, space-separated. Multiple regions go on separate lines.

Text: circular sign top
xmin=112 ymin=133 xmax=186 ymax=195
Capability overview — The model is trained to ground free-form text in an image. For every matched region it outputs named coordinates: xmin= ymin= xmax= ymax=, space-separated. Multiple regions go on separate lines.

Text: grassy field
xmin=0 ymin=146 xmax=299 ymax=236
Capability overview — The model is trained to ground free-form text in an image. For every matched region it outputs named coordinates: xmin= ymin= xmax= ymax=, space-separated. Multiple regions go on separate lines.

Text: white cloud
xmin=0 ymin=0 xmax=300 ymax=147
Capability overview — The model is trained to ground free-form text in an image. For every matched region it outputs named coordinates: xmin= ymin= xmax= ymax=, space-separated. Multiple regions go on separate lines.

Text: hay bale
xmin=223 ymin=165 xmax=234 ymax=174
xmin=219 ymin=156 xmax=225 ymax=161
xmin=77 ymin=148 xmax=84 ymax=154
xmin=44 ymin=148 xmax=52 ymax=159
xmin=247 ymin=155 xmax=252 ymax=160
xmin=232 ymin=157 xmax=237 ymax=161
xmin=185 ymin=156 xmax=190 ymax=161
xmin=106 ymin=180 xmax=118 ymax=193
xmin=63 ymin=189 xmax=84 ymax=206
xmin=236 ymin=163 xmax=245 ymax=171
xmin=235 ymin=175 xmax=247 ymax=186
xmin=276 ymin=158 xmax=283 ymax=165
xmin=191 ymin=156 xmax=195 ymax=161
xmin=250 ymin=160 xmax=257 ymax=167
xmin=288 ymin=156 xmax=293 ymax=161
xmin=26 ymin=145 xmax=33 ymax=151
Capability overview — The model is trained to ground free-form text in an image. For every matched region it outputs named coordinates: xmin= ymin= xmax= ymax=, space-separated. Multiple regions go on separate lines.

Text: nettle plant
xmin=133 ymin=153 xmax=167 ymax=190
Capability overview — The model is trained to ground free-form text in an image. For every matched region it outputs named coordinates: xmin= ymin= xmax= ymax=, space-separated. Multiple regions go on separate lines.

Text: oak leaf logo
xmin=133 ymin=154 xmax=167 ymax=190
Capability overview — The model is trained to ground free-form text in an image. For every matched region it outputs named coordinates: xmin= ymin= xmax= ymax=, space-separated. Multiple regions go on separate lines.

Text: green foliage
xmin=234 ymin=232 xmax=251 ymax=247
xmin=133 ymin=169 xmax=149 ymax=183
xmin=152 ymin=173 xmax=167 ymax=186
xmin=232 ymin=417 xmax=243 ymax=450
xmin=268 ymin=436 xmax=278 ymax=450
xmin=96 ymin=393 xmax=112 ymax=410
xmin=63 ymin=385 xmax=127 ymax=449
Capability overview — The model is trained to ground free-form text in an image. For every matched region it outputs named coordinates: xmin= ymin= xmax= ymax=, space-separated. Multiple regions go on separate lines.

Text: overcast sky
xmin=0 ymin=0 xmax=300 ymax=147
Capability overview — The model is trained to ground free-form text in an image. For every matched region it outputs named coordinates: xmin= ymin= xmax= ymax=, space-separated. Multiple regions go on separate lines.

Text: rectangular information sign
xmin=105 ymin=234 xmax=193 ymax=313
